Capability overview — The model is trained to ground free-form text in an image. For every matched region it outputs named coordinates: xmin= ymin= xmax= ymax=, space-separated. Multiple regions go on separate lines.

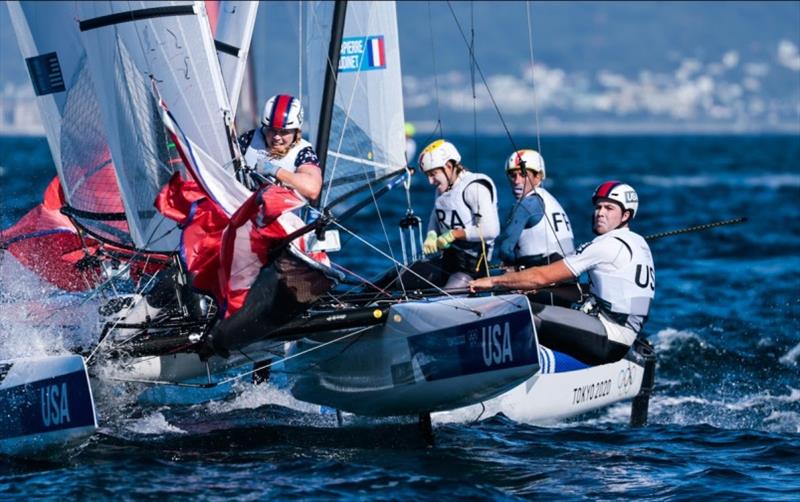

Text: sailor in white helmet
xmin=496 ymin=149 xmax=577 ymax=306
xmin=497 ymin=149 xmax=575 ymax=268
xmin=470 ymin=181 xmax=655 ymax=365
xmin=238 ymin=94 xmax=322 ymax=201
xmin=419 ymin=139 xmax=500 ymax=289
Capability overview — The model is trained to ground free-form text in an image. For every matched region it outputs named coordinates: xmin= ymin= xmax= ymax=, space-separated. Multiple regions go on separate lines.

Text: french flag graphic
xmin=366 ymin=36 xmax=385 ymax=69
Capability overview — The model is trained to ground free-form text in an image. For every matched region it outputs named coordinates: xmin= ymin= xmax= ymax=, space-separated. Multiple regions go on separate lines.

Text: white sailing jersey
xmin=427 ymin=172 xmax=500 ymax=258
xmin=517 ymin=187 xmax=575 ymax=260
xmin=563 ymin=228 xmax=655 ymax=343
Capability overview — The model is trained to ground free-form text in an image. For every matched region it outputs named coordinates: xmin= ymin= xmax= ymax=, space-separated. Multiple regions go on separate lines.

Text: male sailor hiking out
xmin=470 ymin=181 xmax=655 ymax=365
xmin=420 ymin=139 xmax=500 ymax=289
xmin=238 ymin=94 xmax=322 ymax=201
xmin=496 ymin=149 xmax=578 ymax=306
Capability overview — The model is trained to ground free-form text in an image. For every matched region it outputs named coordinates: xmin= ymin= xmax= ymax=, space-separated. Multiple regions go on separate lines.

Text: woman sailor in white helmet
xmin=238 ymin=94 xmax=322 ymax=201
xmin=418 ymin=139 xmax=500 ymax=290
xmin=470 ymin=181 xmax=655 ymax=365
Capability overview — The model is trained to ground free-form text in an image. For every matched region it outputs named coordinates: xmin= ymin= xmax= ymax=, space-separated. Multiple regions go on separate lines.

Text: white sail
xmin=76 ymin=1 xmax=242 ymax=251
xmin=211 ymin=1 xmax=259 ymax=113
xmin=305 ymin=1 xmax=407 ymax=218
xmin=6 ymin=1 xmax=133 ymax=246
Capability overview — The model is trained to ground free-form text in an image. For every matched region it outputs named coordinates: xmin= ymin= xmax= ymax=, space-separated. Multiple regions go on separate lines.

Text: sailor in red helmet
xmin=238 ymin=94 xmax=322 ymax=201
xmin=470 ymin=181 xmax=655 ymax=365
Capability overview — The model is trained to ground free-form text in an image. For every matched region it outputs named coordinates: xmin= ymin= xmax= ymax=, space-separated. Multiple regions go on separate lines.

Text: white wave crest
xmin=124 ymin=411 xmax=186 ymax=435
xmin=779 ymin=341 xmax=800 ymax=366
xmin=560 ymin=174 xmax=800 ymax=189
xmin=652 ymin=327 xmax=711 ymax=352
xmin=764 ymin=411 xmax=800 ymax=434
xmin=641 ymin=173 xmax=800 ymax=189
xmin=203 ymin=381 xmax=322 ymax=416
xmin=722 ymin=388 xmax=800 ymax=411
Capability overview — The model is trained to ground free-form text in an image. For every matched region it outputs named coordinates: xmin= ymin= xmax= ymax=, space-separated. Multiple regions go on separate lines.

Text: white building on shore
xmin=0 ymin=83 xmax=44 ymax=136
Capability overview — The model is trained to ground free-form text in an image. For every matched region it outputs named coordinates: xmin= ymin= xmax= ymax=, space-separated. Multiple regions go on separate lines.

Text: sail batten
xmin=76 ymin=0 xmax=244 ymax=251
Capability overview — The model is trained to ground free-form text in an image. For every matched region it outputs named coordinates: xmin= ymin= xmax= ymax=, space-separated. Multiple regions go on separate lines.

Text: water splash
xmin=124 ymin=411 xmax=187 ymax=435
xmin=0 ymin=254 xmax=100 ymax=359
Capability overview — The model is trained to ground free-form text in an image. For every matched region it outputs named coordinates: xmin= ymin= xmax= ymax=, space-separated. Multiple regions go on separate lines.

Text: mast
xmin=314 ymin=0 xmax=348 ymax=208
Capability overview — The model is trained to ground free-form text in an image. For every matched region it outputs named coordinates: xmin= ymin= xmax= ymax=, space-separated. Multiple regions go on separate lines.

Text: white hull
xmin=435 ymin=349 xmax=647 ymax=424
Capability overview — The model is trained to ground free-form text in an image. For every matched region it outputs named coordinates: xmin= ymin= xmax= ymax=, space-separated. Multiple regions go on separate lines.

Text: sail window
xmin=25 ymin=52 xmax=65 ymax=96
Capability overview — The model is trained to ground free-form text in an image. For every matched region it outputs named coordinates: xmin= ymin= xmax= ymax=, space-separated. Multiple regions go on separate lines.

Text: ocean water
xmin=1 ymin=134 xmax=799 ymax=499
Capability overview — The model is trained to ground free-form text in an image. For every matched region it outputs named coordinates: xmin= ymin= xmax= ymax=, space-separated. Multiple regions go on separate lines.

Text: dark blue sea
xmin=1 ymin=134 xmax=799 ymax=499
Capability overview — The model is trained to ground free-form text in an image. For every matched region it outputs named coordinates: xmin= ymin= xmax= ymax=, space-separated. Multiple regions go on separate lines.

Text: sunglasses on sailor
xmin=267 ymin=127 xmax=295 ymax=137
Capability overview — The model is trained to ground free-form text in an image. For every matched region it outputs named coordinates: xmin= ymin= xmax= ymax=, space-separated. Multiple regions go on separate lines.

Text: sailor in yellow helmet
xmin=418 ymin=139 xmax=500 ymax=289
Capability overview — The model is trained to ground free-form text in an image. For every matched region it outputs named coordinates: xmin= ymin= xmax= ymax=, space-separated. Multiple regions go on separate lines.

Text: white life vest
xmin=432 ymin=172 xmax=497 ymax=258
xmin=243 ymin=130 xmax=313 ymax=176
xmin=566 ymin=228 xmax=655 ymax=336
xmin=516 ymin=187 xmax=575 ymax=261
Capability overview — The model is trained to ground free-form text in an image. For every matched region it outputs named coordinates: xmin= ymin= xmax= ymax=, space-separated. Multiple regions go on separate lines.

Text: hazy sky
xmin=2 ymin=1 xmax=798 ymax=133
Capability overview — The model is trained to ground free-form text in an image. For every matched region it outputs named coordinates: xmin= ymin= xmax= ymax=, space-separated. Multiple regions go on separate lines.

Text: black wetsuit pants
xmin=530 ymin=304 xmax=631 ymax=365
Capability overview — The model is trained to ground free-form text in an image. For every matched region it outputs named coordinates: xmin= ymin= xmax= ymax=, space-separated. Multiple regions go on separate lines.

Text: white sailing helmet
xmin=506 ymin=149 xmax=546 ymax=180
xmin=592 ymin=181 xmax=639 ymax=219
xmin=262 ymin=94 xmax=304 ymax=129
xmin=418 ymin=140 xmax=461 ymax=173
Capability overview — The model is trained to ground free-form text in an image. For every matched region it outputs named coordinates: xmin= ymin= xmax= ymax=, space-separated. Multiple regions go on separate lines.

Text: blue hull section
xmin=0 ymin=355 xmax=97 ymax=458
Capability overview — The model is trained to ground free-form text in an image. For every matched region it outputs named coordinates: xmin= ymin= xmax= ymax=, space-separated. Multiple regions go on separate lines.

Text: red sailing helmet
xmin=262 ymin=94 xmax=304 ymax=129
xmin=592 ymin=181 xmax=639 ymax=219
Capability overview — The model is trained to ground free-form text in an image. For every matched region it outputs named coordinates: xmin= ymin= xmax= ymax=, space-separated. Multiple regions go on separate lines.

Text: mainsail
xmin=304 ymin=1 xmax=407 ymax=219
xmin=76 ymin=1 xmax=246 ymax=251
xmin=6 ymin=1 xmax=132 ymax=247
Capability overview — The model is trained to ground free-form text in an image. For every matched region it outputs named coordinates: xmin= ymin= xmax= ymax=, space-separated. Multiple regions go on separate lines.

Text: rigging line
xmin=470 ymin=2 xmax=478 ymax=165
xmin=85 ymin=269 xmax=166 ymax=364
xmin=526 ymin=1 xmax=542 ymax=154
xmin=319 ymin=19 xmax=408 ymax=300
xmin=427 ymin=1 xmax=444 ymax=136
xmin=445 ymin=1 xmax=520 ymax=155
xmin=331 ymin=262 xmax=392 ymax=297
xmin=214 ymin=324 xmax=374 ymax=386
xmin=298 ymin=0 xmax=303 ymax=99
xmin=321 ymin=215 xmax=485 ymax=316
xmin=108 ymin=324 xmax=374 ymax=388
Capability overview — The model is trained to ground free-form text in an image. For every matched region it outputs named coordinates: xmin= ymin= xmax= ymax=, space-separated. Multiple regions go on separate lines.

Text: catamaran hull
xmin=0 ymin=355 xmax=97 ymax=459
xmin=286 ymin=294 xmax=541 ymax=416
xmin=435 ymin=354 xmax=645 ymax=424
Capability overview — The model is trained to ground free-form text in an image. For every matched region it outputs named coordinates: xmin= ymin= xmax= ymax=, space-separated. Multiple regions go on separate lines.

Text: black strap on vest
xmin=461 ymin=178 xmax=495 ymax=218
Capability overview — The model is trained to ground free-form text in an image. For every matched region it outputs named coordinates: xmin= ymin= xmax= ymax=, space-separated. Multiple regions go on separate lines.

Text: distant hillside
xmin=1 ymin=1 xmax=798 ymax=134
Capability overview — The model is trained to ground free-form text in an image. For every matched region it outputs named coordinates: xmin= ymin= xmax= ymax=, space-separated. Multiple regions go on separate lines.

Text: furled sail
xmin=208 ymin=1 xmax=259 ymax=113
xmin=6 ymin=1 xmax=133 ymax=247
xmin=304 ymin=1 xmax=407 ymax=219
xmin=76 ymin=1 xmax=245 ymax=251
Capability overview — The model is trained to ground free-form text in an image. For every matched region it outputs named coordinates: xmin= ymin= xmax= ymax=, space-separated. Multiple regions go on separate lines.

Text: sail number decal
xmin=407 ymin=309 xmax=538 ymax=382
xmin=339 ymin=36 xmax=386 ymax=73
